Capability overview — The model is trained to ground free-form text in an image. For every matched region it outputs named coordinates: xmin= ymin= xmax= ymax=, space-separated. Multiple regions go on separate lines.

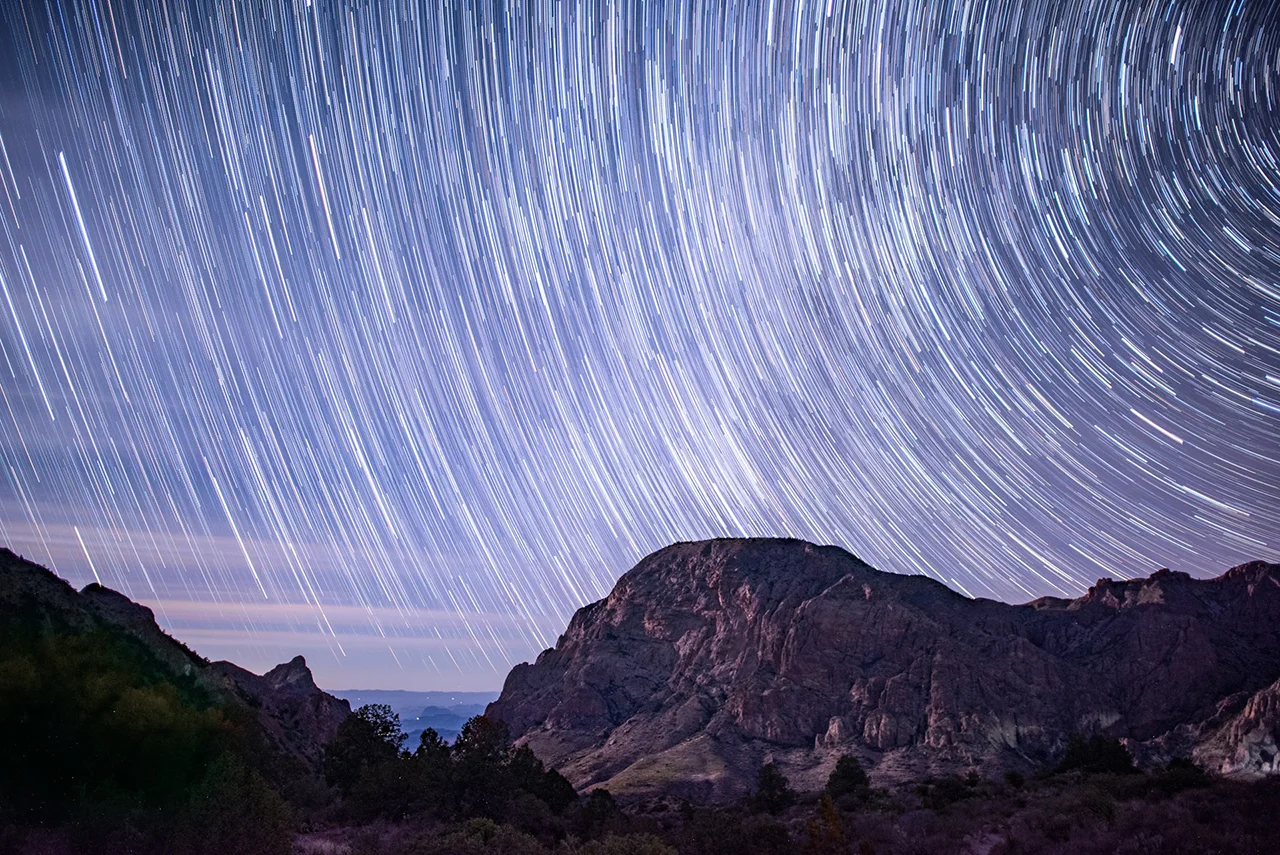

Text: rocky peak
xmin=489 ymin=539 xmax=1280 ymax=799
xmin=213 ymin=655 xmax=350 ymax=769
xmin=1075 ymin=568 xmax=1196 ymax=609
xmin=1221 ymin=560 xmax=1279 ymax=585
xmin=264 ymin=654 xmax=321 ymax=696
xmin=0 ymin=548 xmax=87 ymax=625
xmin=80 ymin=583 xmax=160 ymax=632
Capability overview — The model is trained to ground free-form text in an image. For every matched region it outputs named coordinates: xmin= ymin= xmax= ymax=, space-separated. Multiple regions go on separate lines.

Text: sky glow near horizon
xmin=0 ymin=0 xmax=1277 ymax=690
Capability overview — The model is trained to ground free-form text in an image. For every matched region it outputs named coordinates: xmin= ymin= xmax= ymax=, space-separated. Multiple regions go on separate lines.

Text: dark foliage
xmin=807 ymin=793 xmax=846 ymax=854
xmin=324 ymin=703 xmax=406 ymax=795
xmin=333 ymin=713 xmax=580 ymax=830
xmin=675 ymin=805 xmax=793 ymax=855
xmin=916 ymin=774 xmax=977 ymax=810
xmin=510 ymin=744 xmax=578 ymax=814
xmin=1055 ymin=734 xmax=1138 ymax=776
xmin=0 ymin=629 xmax=233 ymax=822
xmin=571 ymin=788 xmax=627 ymax=840
xmin=0 ymin=609 xmax=290 ymax=853
xmin=1147 ymin=757 xmax=1209 ymax=796
xmin=748 ymin=762 xmax=795 ymax=814
xmin=826 ymin=754 xmax=870 ymax=800
xmin=171 ymin=753 xmax=293 ymax=855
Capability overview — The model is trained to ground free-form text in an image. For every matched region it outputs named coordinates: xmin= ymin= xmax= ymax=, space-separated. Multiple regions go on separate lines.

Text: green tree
xmin=0 ymin=630 xmax=233 ymax=822
xmin=826 ymin=754 xmax=870 ymax=800
xmin=453 ymin=716 xmax=516 ymax=819
xmin=573 ymin=788 xmax=624 ymax=840
xmin=417 ymin=725 xmax=451 ymax=763
xmin=410 ymin=726 xmax=455 ymax=815
xmin=172 ymin=753 xmax=292 ymax=855
xmin=1055 ymin=734 xmax=1137 ymax=776
xmin=323 ymin=703 xmax=405 ymax=795
xmin=405 ymin=818 xmax=549 ymax=855
xmin=455 ymin=715 xmax=512 ymax=765
xmin=510 ymin=743 xmax=577 ymax=814
xmin=750 ymin=762 xmax=795 ymax=814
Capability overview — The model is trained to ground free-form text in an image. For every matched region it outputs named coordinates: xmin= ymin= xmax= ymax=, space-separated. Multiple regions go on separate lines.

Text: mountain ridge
xmin=0 ymin=546 xmax=350 ymax=776
xmin=487 ymin=538 xmax=1280 ymax=800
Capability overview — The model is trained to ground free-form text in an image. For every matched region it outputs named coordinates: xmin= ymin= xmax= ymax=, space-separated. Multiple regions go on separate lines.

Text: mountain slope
xmin=0 ymin=547 xmax=349 ymax=780
xmin=487 ymin=539 xmax=1280 ymax=799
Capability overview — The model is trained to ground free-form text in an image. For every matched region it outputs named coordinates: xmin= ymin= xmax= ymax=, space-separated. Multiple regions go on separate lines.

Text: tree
xmin=1055 ymin=734 xmax=1136 ymax=776
xmin=806 ymin=793 xmax=845 ymax=854
xmin=323 ymin=703 xmax=405 ymax=795
xmin=510 ymin=743 xmax=577 ymax=814
xmin=573 ymin=788 xmax=624 ymax=840
xmin=172 ymin=753 xmax=292 ymax=855
xmin=453 ymin=715 xmax=516 ymax=819
xmin=826 ymin=754 xmax=870 ymax=800
xmin=454 ymin=715 xmax=512 ymax=765
xmin=416 ymin=726 xmax=450 ymax=763
xmin=749 ymin=762 xmax=795 ymax=814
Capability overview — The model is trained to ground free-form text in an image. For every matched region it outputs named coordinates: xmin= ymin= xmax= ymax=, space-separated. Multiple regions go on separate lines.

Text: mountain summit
xmin=487 ymin=538 xmax=1280 ymax=799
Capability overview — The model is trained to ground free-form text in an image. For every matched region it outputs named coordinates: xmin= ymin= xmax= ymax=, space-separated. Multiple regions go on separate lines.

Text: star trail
xmin=0 ymin=0 xmax=1277 ymax=689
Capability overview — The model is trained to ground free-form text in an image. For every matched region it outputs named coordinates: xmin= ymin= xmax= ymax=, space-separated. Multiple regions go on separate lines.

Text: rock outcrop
xmin=0 ymin=547 xmax=349 ymax=775
xmin=213 ymin=655 xmax=351 ymax=770
xmin=487 ymin=539 xmax=1280 ymax=799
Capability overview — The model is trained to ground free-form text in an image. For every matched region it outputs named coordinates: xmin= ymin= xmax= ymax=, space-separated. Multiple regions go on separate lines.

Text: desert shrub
xmin=1068 ymin=784 xmax=1117 ymax=823
xmin=400 ymin=818 xmax=550 ymax=855
xmin=1147 ymin=758 xmax=1209 ymax=797
xmin=916 ymin=775 xmax=974 ymax=810
xmin=806 ymin=793 xmax=846 ymax=853
xmin=743 ymin=815 xmax=792 ymax=853
xmin=576 ymin=833 xmax=676 ymax=855
xmin=678 ymin=807 xmax=752 ymax=855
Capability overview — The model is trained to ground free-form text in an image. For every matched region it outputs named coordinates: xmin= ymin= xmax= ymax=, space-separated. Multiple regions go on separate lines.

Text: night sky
xmin=0 ymin=0 xmax=1277 ymax=690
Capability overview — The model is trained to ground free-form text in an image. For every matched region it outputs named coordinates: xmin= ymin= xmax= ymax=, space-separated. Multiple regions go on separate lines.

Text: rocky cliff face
xmin=0 ymin=547 xmax=349 ymax=775
xmin=213 ymin=655 xmax=351 ymax=770
xmin=486 ymin=539 xmax=1280 ymax=799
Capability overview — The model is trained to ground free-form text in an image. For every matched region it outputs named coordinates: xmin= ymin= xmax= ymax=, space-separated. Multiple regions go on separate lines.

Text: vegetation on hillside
xmin=0 ymin=615 xmax=289 ymax=853
xmin=295 ymin=739 xmax=1280 ymax=855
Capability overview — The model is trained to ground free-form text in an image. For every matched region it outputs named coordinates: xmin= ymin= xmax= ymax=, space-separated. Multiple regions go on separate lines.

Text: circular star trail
xmin=0 ymin=0 xmax=1277 ymax=687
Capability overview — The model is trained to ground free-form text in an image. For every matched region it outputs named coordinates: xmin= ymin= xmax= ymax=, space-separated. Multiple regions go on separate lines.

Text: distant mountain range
xmin=487 ymin=538 xmax=1280 ymax=801
xmin=331 ymin=689 xmax=496 ymax=743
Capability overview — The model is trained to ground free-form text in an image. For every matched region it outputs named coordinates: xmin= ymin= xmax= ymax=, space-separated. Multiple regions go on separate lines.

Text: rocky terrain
xmin=0 ymin=546 xmax=349 ymax=775
xmin=487 ymin=538 xmax=1280 ymax=800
